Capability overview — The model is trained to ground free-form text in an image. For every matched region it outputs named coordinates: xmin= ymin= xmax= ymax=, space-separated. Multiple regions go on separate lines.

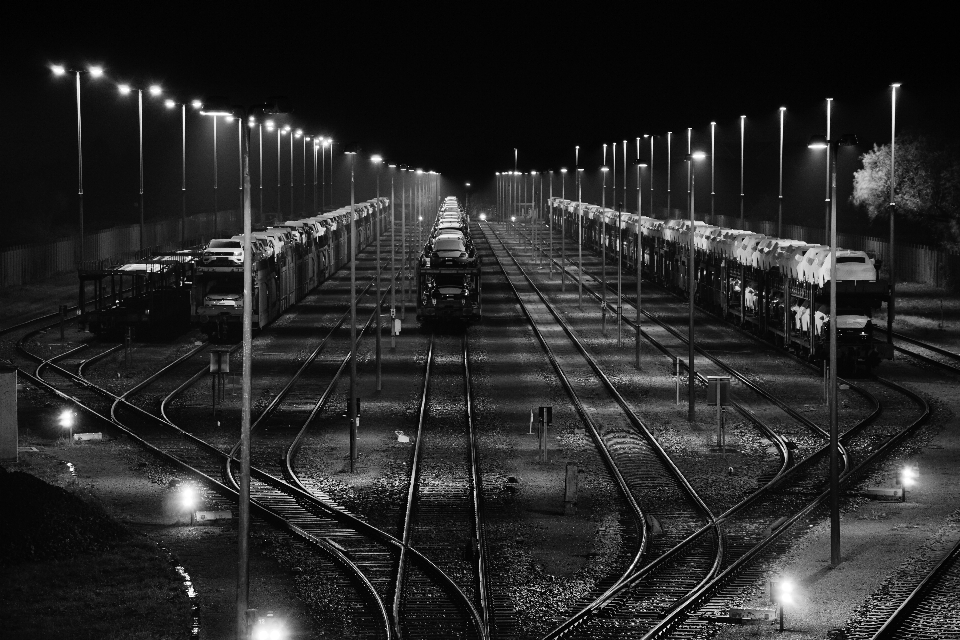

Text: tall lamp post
xmin=808 ymin=132 xmax=858 ymax=568
xmin=710 ymin=123 xmax=716 ymax=225
xmin=560 ymin=167 xmax=567 ymax=290
xmin=53 ymin=64 xmax=103 ymax=265
xmin=739 ymin=115 xmax=746 ymax=228
xmin=200 ymin=96 xmax=288 ymax=640
xmin=372 ymin=155 xmax=383 ymax=391
xmin=685 ymin=151 xmax=706 ymax=421
xmin=601 ymin=159 xmax=609 ymax=332
xmin=889 ymin=83 xmax=900 ymax=324
xmin=345 ymin=148 xmax=359 ymax=473
xmin=119 ymin=82 xmax=163 ymax=253
xmin=634 ymin=159 xmax=648 ymax=369
xmin=778 ymin=107 xmax=786 ymax=237
xmin=389 ymin=164 xmax=397 ymax=347
xmin=164 ymin=97 xmax=190 ymax=247
xmin=465 ymin=182 xmax=471 ymax=216
xmin=290 ymin=129 xmax=298 ymax=217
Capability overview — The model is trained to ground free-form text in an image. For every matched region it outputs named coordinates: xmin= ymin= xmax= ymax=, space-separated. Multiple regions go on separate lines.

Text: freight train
xmin=548 ymin=198 xmax=894 ymax=368
xmin=193 ymin=198 xmax=388 ymax=338
xmin=78 ymin=198 xmax=388 ymax=339
xmin=416 ymin=197 xmax=482 ymax=321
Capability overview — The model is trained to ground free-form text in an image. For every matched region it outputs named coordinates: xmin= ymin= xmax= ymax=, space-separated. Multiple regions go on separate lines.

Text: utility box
xmin=0 ymin=363 xmax=17 ymax=462
xmin=707 ymin=376 xmax=731 ymax=406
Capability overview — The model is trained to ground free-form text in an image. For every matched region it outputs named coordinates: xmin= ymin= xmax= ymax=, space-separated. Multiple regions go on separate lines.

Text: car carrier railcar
xmin=416 ymin=197 xmax=482 ymax=321
xmin=548 ymin=197 xmax=894 ymax=368
xmin=192 ymin=198 xmax=387 ymax=339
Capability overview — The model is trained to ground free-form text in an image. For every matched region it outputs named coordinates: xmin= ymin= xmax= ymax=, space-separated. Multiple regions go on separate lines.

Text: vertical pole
xmin=138 ymin=90 xmax=145 ymax=253
xmin=401 ymin=170 xmax=407 ymax=320
xmin=778 ymin=107 xmax=785 ymax=237
xmin=181 ymin=104 xmax=187 ymax=247
xmin=649 ymin=135 xmax=655 ymax=218
xmin=710 ymin=122 xmax=715 ymax=226
xmin=549 ymin=171 xmax=554 ymax=275
xmin=276 ymin=130 xmax=281 ymax=219
xmin=375 ymin=168 xmax=382 ymax=391
xmin=636 ymin=162 xmax=642 ymax=370
xmin=321 ymin=142 xmax=326 ymax=213
xmin=601 ymin=146 xmax=607 ymax=328
xmin=890 ymin=84 xmax=899 ymax=325
xmin=349 ymin=156 xmax=358 ymax=472
xmin=237 ymin=112 xmax=253 ymax=640
xmin=289 ymin=132 xmax=294 ymax=218
xmin=258 ymin=124 xmax=263 ymax=226
xmin=391 ymin=172 xmax=396 ymax=349
xmin=825 ymin=98 xmax=832 ymax=244
xmin=214 ymin=115 xmax=219 ymax=238
xmin=740 ymin=115 xmax=745 ymax=229
xmin=561 ymin=170 xmax=566 ymax=290
xmin=577 ymin=165 xmax=583 ymax=309
xmin=75 ymin=71 xmax=85 ymax=266
xmin=829 ymin=141 xmax=840 ymax=567
xmin=688 ymin=158 xmax=696 ymax=422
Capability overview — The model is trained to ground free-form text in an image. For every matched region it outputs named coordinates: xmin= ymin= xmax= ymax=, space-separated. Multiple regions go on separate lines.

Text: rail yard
xmin=3 ymin=198 xmax=959 ymax=640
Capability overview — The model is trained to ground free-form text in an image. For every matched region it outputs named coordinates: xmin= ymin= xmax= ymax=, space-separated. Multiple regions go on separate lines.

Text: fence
xmin=660 ymin=208 xmax=959 ymax=289
xmin=0 ymin=210 xmax=241 ymax=287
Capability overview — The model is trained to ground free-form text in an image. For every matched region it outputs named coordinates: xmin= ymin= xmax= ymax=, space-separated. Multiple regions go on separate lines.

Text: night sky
xmin=5 ymin=5 xmax=957 ymax=245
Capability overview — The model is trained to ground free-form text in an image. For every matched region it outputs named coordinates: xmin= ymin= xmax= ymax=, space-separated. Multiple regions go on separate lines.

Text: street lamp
xmin=740 ymin=115 xmax=746 ymax=228
xmin=560 ymin=167 xmax=568 ymax=291
xmin=199 ymin=96 xmax=289 ymax=638
xmin=601 ymin=163 xmax=609 ymax=334
xmin=465 ymin=182 xmax=470 ymax=217
xmin=119 ymin=82 xmax=163 ymax=252
xmin=779 ymin=108 xmax=786 ymax=237
xmin=52 ymin=63 xmax=103 ymax=265
xmin=344 ymin=147 xmax=359 ymax=473
xmin=634 ymin=159 xmax=648 ymax=369
xmin=890 ymin=83 xmax=900 ymax=324
xmin=808 ymin=130 xmax=858 ymax=567
xmin=291 ymin=129 xmax=300 ymax=215
xmin=709 ymin=124 xmax=716 ymax=225
xmin=372 ymin=155 xmax=383 ymax=391
xmin=684 ymin=151 xmax=706 ymax=421
xmin=389 ymin=163 xmax=397 ymax=348
xmin=165 ymin=98 xmax=198 ymax=247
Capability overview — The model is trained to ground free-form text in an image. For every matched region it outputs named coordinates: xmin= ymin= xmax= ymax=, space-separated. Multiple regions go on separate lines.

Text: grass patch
xmin=0 ymin=543 xmax=192 ymax=640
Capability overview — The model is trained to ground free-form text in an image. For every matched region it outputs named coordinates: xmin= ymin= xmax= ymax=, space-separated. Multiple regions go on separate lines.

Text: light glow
xmin=58 ymin=409 xmax=74 ymax=429
xmin=181 ymin=484 xmax=198 ymax=511
xmin=149 ymin=85 xmax=162 ymax=96
xmin=371 ymin=155 xmax=383 ymax=163
xmin=560 ymin=168 xmax=567 ymax=174
xmin=118 ymin=84 xmax=132 ymax=95
xmin=691 ymin=151 xmax=706 ymax=160
xmin=51 ymin=64 xmax=66 ymax=76
xmin=191 ymin=99 xmax=202 ymax=109
xmin=88 ymin=66 xmax=104 ymax=78
xmin=164 ymin=99 xmax=175 ymax=109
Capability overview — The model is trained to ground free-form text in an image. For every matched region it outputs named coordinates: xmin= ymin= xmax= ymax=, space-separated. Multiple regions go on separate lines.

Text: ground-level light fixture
xmin=251 ymin=612 xmax=286 ymax=640
xmin=772 ymin=577 xmax=794 ymax=631
xmin=58 ymin=409 xmax=75 ymax=443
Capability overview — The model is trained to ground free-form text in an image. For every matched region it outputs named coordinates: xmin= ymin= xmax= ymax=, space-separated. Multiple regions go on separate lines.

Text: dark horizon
xmin=5 ymin=5 xmax=958 ymax=246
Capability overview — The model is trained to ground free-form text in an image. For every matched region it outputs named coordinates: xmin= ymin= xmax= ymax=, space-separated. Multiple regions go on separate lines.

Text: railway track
xmin=875 ymin=327 xmax=960 ymax=375
xmin=852 ymin=534 xmax=960 ymax=639
xmin=515 ymin=225 xmax=936 ymax=639
xmin=480 ymin=221 xmax=720 ymax=639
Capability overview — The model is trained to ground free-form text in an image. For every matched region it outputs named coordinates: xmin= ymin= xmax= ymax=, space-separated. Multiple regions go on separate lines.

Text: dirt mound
xmin=0 ymin=466 xmax=130 ymax=565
